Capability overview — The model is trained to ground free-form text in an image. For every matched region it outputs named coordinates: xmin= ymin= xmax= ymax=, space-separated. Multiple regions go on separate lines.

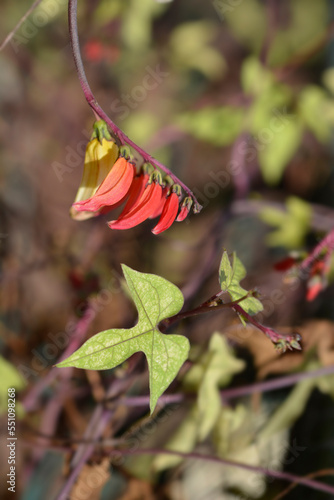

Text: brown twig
xmin=0 ymin=0 xmax=43 ymax=51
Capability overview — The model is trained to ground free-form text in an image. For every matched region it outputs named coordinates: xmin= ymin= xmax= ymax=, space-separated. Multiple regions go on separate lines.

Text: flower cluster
xmin=274 ymin=250 xmax=332 ymax=302
xmin=70 ymin=121 xmax=195 ymax=234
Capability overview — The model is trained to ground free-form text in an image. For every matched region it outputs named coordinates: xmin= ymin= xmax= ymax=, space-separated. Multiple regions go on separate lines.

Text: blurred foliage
xmin=260 ymin=197 xmax=312 ymax=248
xmin=2 ymin=0 xmax=334 ymax=499
xmin=153 ymin=333 xmax=245 ymax=470
xmin=0 ymin=357 xmax=25 ymax=414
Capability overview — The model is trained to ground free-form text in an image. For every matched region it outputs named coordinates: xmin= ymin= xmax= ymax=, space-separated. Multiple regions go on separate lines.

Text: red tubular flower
xmin=108 ymin=174 xmax=163 ymax=230
xmin=121 ymin=171 xmax=150 ymax=214
xmin=305 ymin=255 xmax=331 ymax=301
xmin=274 ymin=256 xmax=298 ymax=271
xmin=151 ymin=191 xmax=179 ymax=235
xmin=73 ymin=157 xmax=135 ymax=213
xmin=93 ymin=170 xmax=149 ymax=217
xmin=306 ymin=279 xmax=323 ymax=301
xmin=176 ymin=197 xmax=193 ymax=222
xmin=148 ymin=186 xmax=169 ymax=219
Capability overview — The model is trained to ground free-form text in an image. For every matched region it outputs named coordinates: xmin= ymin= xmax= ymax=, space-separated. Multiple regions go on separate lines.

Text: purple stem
xmin=109 ymin=448 xmax=334 ymax=496
xmin=54 ymin=376 xmax=134 ymax=500
xmin=116 ymin=363 xmax=334 ymax=408
xmin=161 ymin=287 xmax=298 ymax=349
xmin=230 ymin=133 xmax=251 ymax=199
xmin=22 ymin=306 xmax=95 ymax=413
xmin=299 ymin=227 xmax=334 ymax=273
xmin=68 ymin=0 xmax=201 ymax=210
xmin=232 ymin=304 xmax=300 ymax=348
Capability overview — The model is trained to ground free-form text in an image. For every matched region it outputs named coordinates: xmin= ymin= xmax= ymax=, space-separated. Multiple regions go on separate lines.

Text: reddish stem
xmin=68 ymin=0 xmax=202 ymax=211
xmin=299 ymin=227 xmax=334 ymax=274
xmin=107 ymin=448 xmax=334 ymax=496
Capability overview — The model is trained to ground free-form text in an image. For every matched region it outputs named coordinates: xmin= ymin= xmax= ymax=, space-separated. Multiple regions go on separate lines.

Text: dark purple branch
xmin=232 ymin=304 xmax=301 ymax=350
xmin=299 ymin=227 xmax=334 ymax=274
xmin=106 ymin=448 xmax=334 ymax=496
xmin=115 ymin=363 xmax=334 ymax=408
xmin=22 ymin=305 xmax=95 ymax=413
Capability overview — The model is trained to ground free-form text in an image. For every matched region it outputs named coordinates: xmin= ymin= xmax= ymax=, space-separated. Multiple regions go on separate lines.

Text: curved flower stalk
xmin=71 ymin=121 xmax=195 ymax=233
xmin=68 ymin=0 xmax=202 ymax=216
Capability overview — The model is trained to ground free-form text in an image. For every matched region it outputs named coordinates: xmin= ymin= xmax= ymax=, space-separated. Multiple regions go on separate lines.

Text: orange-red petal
xmin=176 ymin=197 xmax=192 ymax=222
xmin=94 ymin=157 xmax=129 ymax=196
xmin=121 ymin=172 xmax=149 ymax=215
xmin=108 ymin=181 xmax=162 ymax=230
xmin=74 ymin=161 xmax=135 ymax=212
xmin=148 ymin=186 xmax=169 ymax=219
xmin=306 ymin=281 xmax=323 ymax=301
xmin=151 ymin=192 xmax=179 ymax=235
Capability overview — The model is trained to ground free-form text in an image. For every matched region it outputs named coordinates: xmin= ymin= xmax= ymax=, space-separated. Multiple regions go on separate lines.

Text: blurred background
xmin=2 ymin=0 xmax=334 ymax=498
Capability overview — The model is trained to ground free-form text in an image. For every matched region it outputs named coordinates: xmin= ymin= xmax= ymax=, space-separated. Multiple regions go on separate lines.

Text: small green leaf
xmin=219 ymin=251 xmax=263 ymax=316
xmin=260 ymin=196 xmax=312 ymax=248
xmin=57 ymin=265 xmax=189 ymax=413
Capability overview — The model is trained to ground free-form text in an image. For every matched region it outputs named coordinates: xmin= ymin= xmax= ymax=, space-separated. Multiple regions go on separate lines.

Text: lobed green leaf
xmin=57 ymin=265 xmax=189 ymax=413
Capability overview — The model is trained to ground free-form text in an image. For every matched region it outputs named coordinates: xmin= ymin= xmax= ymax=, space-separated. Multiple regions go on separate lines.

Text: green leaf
xmin=121 ymin=0 xmax=166 ymax=51
xmin=213 ymin=404 xmax=250 ymax=456
xmin=57 ymin=265 xmax=189 ymax=413
xmin=169 ymin=21 xmax=226 ymax=80
xmin=195 ymin=333 xmax=245 ymax=440
xmin=177 ymin=106 xmax=244 ymax=146
xmin=258 ymin=118 xmax=302 ymax=185
xmin=0 ymin=356 xmax=26 ymax=415
xmin=219 ymin=251 xmax=263 ymax=316
xmin=153 ymin=405 xmax=199 ymax=471
xmin=260 ymin=196 xmax=312 ymax=248
xmin=154 ymin=333 xmax=245 ymax=470
xmin=298 ymin=85 xmax=332 ymax=142
xmin=241 ymin=57 xmax=273 ymax=97
xmin=259 ymin=362 xmax=322 ymax=440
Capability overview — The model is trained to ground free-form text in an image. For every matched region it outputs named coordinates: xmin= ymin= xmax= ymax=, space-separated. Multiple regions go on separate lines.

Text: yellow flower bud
xmin=70 ymin=137 xmax=119 ymax=220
